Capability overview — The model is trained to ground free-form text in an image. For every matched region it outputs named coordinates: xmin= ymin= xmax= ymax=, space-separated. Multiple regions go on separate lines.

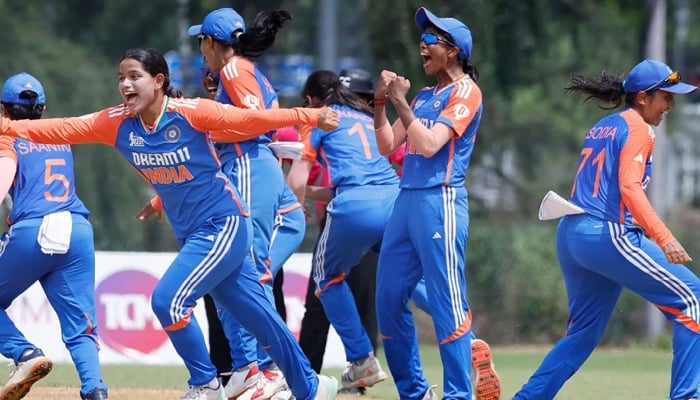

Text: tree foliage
xmin=1 ymin=0 xmax=698 ymax=341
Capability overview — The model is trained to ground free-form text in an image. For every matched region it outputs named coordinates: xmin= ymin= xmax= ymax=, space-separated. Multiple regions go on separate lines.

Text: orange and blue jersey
xmin=215 ymin=56 xmax=279 ymax=158
xmin=0 ymin=137 xmax=89 ymax=225
xmin=401 ymin=75 xmax=482 ymax=189
xmin=569 ymin=108 xmax=674 ymax=248
xmin=300 ymin=104 xmax=399 ymax=188
xmin=0 ymin=97 xmax=315 ymax=241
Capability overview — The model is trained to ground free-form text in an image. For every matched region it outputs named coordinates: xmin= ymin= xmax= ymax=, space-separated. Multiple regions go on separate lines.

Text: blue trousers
xmin=514 ymin=214 xmax=700 ymax=400
xmin=377 ymin=186 xmax=472 ymax=400
xmin=0 ymin=214 xmax=106 ymax=398
xmin=314 ymin=184 xmax=398 ymax=362
xmin=151 ymin=215 xmax=319 ymax=400
xmin=218 ymin=145 xmax=284 ymax=371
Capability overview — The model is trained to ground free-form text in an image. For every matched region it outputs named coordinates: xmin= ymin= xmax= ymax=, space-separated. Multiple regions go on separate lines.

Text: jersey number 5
xmin=44 ymin=158 xmax=70 ymax=202
xmin=571 ymin=147 xmax=605 ymax=198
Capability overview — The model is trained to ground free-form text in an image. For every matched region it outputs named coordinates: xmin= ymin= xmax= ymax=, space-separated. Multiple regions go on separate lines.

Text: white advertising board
xmin=5 ymin=252 xmax=346 ymax=368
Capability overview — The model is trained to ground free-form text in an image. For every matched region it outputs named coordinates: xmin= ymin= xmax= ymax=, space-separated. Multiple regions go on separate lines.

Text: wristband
xmin=373 ymin=97 xmax=386 ymax=107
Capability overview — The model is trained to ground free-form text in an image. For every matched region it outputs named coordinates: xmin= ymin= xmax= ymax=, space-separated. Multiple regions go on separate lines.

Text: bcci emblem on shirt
xmin=164 ymin=125 xmax=182 ymax=143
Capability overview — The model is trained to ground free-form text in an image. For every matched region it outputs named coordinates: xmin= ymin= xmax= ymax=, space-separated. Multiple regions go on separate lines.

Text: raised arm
xmin=374 ymin=70 xmax=407 ymax=155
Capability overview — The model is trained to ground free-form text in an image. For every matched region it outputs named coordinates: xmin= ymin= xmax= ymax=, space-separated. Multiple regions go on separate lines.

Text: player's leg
xmin=376 ymin=190 xmax=429 ymax=399
xmin=0 ymin=220 xmax=54 ymax=400
xmin=597 ymin=224 xmax=700 ymax=400
xmin=346 ymin=250 xmax=379 ymax=352
xmin=514 ymin=215 xmax=623 ymax=400
xmin=151 ymin=214 xmax=251 ymax=397
xmin=40 ymin=215 xmax=107 ymax=399
xmin=210 ymin=248 xmax=328 ymax=400
xmin=410 ymin=186 xmax=473 ymax=400
xmin=314 ymin=187 xmax=395 ymax=389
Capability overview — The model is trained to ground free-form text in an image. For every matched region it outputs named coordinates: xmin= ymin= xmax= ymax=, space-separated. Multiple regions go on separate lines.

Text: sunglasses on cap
xmin=644 ymin=70 xmax=681 ymax=92
xmin=198 ymin=34 xmax=208 ymax=45
xmin=421 ymin=32 xmax=457 ymax=48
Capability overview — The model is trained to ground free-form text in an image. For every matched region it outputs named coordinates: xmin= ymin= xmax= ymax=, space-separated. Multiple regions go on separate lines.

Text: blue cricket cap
xmin=622 ymin=59 xmax=696 ymax=94
xmin=1 ymin=72 xmax=45 ymax=105
xmin=415 ymin=7 xmax=472 ymax=61
xmin=188 ymin=8 xmax=246 ymax=45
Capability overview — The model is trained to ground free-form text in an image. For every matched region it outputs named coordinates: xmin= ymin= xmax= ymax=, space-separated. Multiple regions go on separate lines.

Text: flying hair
xmin=237 ymin=10 xmax=293 ymax=58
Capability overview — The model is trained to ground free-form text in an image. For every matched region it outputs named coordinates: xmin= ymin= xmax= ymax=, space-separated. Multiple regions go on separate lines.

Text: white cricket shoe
xmin=314 ymin=375 xmax=338 ymax=400
xmin=0 ymin=348 xmax=53 ymax=400
xmin=180 ymin=380 xmax=226 ymax=400
xmin=340 ymin=353 xmax=387 ymax=389
xmin=224 ymin=363 xmax=260 ymax=399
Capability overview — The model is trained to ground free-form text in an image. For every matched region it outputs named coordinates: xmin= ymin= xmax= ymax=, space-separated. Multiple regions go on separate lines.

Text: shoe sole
xmin=471 ymin=339 xmax=501 ymax=400
xmin=0 ymin=357 xmax=53 ymax=400
xmin=341 ymin=370 xmax=387 ymax=390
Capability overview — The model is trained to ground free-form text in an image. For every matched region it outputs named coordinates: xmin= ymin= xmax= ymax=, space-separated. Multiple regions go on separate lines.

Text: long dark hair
xmin=225 ymin=10 xmax=292 ymax=58
xmin=564 ymin=71 xmax=634 ymax=109
xmin=120 ymin=48 xmax=182 ymax=98
xmin=301 ymin=70 xmax=373 ymax=115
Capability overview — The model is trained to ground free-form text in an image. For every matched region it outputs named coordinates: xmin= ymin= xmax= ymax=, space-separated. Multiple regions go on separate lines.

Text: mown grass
xmin=27 ymin=345 xmax=674 ymax=399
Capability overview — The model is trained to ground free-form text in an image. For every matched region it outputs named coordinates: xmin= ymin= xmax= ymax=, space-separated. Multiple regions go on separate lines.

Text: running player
xmin=0 ymin=72 xmax=108 ymax=400
xmin=373 ymin=7 xmax=500 ymax=400
xmin=514 ymin=59 xmax=700 ymax=400
xmin=188 ymin=7 xmax=300 ymax=399
xmin=287 ymin=70 xmax=399 ymax=392
xmin=0 ymin=47 xmax=339 ymax=400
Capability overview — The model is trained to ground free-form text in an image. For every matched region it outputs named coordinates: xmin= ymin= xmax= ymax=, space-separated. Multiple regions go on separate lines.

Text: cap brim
xmin=187 ymin=24 xmax=202 ymax=36
xmin=414 ymin=7 xmax=449 ymax=33
xmin=660 ymin=82 xmax=697 ymax=94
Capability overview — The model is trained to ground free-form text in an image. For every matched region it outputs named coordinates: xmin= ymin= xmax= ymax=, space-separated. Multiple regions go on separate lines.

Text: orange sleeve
xmin=0 ymin=136 xmax=17 ymax=162
xmin=220 ymin=58 xmax=266 ymax=110
xmin=299 ymin=125 xmax=318 ymax=162
xmin=618 ymin=121 xmax=675 ymax=247
xmin=1 ymin=107 xmax=122 ymax=145
xmin=173 ymin=98 xmax=322 ymax=142
xmin=439 ymin=79 xmax=482 ymax=137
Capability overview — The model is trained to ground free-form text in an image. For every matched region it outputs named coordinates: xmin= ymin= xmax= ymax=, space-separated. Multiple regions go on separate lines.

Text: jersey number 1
xmin=348 ymin=123 xmax=373 ymax=160
xmin=571 ymin=147 xmax=605 ymax=198
xmin=44 ymin=158 xmax=70 ymax=202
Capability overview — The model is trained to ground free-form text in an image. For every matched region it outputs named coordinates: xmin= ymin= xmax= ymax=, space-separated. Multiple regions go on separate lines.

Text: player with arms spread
xmin=0 ymin=47 xmax=339 ymax=400
xmin=514 ymin=59 xmax=700 ymax=400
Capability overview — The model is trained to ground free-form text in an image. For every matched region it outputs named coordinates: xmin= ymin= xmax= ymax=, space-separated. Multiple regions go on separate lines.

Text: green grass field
xmin=27 ymin=345 xmax=674 ymax=399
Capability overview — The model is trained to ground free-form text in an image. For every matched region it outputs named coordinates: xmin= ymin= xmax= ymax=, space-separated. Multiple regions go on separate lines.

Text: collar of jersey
xmin=138 ymin=96 xmax=170 ymax=133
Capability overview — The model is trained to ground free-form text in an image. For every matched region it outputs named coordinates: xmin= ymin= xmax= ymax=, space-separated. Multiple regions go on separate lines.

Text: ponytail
xmin=236 ymin=10 xmax=292 ymax=58
xmin=462 ymin=60 xmax=479 ymax=82
xmin=565 ymin=71 xmax=628 ymax=109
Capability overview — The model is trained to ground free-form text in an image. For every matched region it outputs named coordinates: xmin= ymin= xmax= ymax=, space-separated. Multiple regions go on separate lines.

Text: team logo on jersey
xmin=243 ymin=95 xmax=260 ymax=109
xmin=164 ymin=125 xmax=182 ymax=143
xmin=129 ymin=132 xmax=145 ymax=147
xmin=453 ymin=104 xmax=471 ymax=120
xmin=432 ymin=100 xmax=442 ymax=110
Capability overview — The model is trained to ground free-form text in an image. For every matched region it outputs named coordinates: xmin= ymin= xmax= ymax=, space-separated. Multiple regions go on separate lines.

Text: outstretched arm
xmin=181 ymin=98 xmax=339 ymax=142
xmin=0 ymin=108 xmax=120 ymax=145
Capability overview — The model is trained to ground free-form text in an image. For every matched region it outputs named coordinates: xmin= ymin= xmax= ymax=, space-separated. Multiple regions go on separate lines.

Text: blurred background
xmin=2 ymin=0 xmax=700 ymax=347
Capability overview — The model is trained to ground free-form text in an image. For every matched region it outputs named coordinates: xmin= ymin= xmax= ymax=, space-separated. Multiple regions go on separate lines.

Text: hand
xmin=662 ymin=240 xmax=692 ymax=264
xmin=387 ymin=76 xmax=411 ymax=103
xmin=375 ymin=70 xmax=398 ymax=99
xmin=135 ymin=202 xmax=162 ymax=222
xmin=317 ymin=107 xmax=339 ymax=131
